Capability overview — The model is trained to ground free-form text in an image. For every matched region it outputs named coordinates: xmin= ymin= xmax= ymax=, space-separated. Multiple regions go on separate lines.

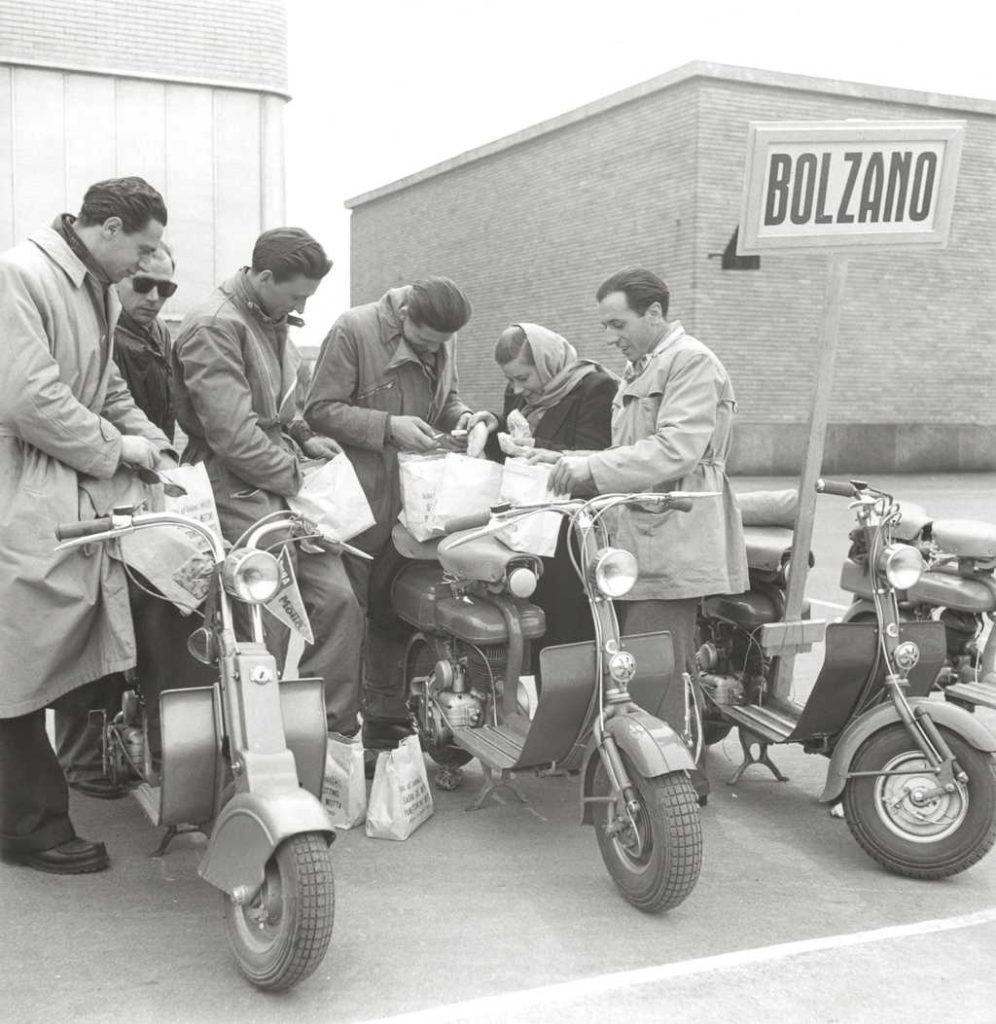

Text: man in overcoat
xmin=546 ymin=267 xmax=749 ymax=737
xmin=0 ymin=177 xmax=174 ymax=873
xmin=171 ymin=228 xmax=364 ymax=736
xmin=303 ymin=278 xmax=496 ymax=752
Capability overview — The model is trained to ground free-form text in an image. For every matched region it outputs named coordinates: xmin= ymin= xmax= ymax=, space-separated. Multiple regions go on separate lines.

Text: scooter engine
xmin=412 ymin=656 xmax=486 ymax=750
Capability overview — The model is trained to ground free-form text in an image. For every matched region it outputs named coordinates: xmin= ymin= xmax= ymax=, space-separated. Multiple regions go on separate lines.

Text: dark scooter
xmin=838 ymin=498 xmax=996 ymax=712
xmin=696 ymin=478 xmax=996 ymax=879
xmin=386 ymin=492 xmax=707 ymax=913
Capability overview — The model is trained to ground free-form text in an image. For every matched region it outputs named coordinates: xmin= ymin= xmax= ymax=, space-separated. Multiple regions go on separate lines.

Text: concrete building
xmin=0 ymin=0 xmax=288 ymax=324
xmin=346 ymin=63 xmax=996 ymax=473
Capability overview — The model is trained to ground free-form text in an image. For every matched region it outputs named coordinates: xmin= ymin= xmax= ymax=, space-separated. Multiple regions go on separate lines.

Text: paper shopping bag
xmin=364 ymin=734 xmax=434 ymax=840
xmin=496 ymin=458 xmax=562 ymax=557
xmin=430 ymin=453 xmax=503 ymax=532
xmin=117 ymin=462 xmax=219 ymax=613
xmin=287 ymin=454 xmax=375 ymax=542
xmin=398 ymin=452 xmax=448 ymax=541
xmin=321 ymin=731 xmax=367 ymax=829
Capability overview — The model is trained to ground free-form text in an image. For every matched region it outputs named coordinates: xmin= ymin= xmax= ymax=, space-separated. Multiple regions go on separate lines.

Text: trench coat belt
xmin=697 ymin=456 xmax=726 ymax=470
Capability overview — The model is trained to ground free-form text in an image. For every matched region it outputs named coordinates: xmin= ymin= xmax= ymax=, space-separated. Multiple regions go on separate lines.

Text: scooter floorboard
xmin=453 ymin=716 xmax=531 ymax=769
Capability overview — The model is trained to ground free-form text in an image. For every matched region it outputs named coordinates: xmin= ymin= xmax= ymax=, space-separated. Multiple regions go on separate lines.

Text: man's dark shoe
xmin=7 ymin=837 xmax=109 ymax=874
xmin=70 ymin=777 xmax=128 ymax=800
xmin=361 ymin=717 xmax=414 ymax=751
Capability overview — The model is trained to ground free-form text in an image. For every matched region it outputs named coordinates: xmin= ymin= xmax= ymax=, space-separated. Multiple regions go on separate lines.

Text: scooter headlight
xmin=591 ymin=548 xmax=639 ymax=598
xmin=222 ymin=548 xmax=281 ymax=604
xmin=877 ymin=544 xmax=924 ymax=591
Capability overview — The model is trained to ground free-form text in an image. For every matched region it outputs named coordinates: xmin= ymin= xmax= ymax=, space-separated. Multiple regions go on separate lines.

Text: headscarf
xmin=513 ymin=323 xmax=616 ymax=432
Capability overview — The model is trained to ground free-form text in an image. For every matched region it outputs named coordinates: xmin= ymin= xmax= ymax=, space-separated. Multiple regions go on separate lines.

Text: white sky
xmin=283 ymin=0 xmax=996 ymax=347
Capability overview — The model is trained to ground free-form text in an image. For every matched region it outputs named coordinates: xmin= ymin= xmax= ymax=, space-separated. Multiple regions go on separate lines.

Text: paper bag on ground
xmin=398 ymin=452 xmax=448 ymax=541
xmin=117 ymin=462 xmax=220 ymax=614
xmin=365 ymin=734 xmax=434 ymax=841
xmin=287 ymin=454 xmax=375 ymax=542
xmin=496 ymin=458 xmax=561 ymax=557
xmin=430 ymin=453 xmax=503 ymax=532
xmin=321 ymin=732 xmax=367 ymax=829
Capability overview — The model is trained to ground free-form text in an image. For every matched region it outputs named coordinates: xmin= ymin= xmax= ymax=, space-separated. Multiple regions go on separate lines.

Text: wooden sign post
xmin=736 ymin=119 xmax=965 ymax=699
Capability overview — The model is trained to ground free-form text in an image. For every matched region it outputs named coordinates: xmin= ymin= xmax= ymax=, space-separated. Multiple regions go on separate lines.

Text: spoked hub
xmin=875 ymin=752 xmax=969 ymax=843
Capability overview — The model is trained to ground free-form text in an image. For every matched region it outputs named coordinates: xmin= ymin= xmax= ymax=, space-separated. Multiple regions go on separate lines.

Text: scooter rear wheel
xmin=843 ymin=723 xmax=996 ymax=879
xmin=593 ymin=756 xmax=703 ymax=913
xmin=223 ymin=832 xmax=335 ymax=990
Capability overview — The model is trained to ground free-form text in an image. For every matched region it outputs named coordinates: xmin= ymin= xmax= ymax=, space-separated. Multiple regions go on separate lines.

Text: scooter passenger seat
xmin=736 ymin=490 xmax=798 ymax=528
xmin=931 ymin=519 xmax=996 ymax=561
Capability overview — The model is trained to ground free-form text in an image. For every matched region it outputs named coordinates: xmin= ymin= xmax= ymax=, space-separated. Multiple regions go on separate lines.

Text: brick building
xmin=346 ymin=63 xmax=996 ymax=473
xmin=0 ymin=0 xmax=288 ymax=325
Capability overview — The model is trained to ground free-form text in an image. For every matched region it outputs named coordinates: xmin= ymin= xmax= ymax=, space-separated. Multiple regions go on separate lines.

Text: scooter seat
xmin=931 ymin=519 xmax=996 ymax=561
xmin=736 ymin=489 xmax=798 ymax=528
xmin=743 ymin=526 xmax=794 ymax=572
xmin=701 ymin=592 xmax=810 ymax=628
xmin=391 ymin=522 xmax=441 ymax=561
xmin=894 ymin=501 xmax=931 ymax=542
xmin=438 ymin=532 xmax=519 ymax=584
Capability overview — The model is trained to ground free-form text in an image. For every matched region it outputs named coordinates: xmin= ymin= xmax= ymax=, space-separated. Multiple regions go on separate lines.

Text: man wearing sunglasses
xmin=113 ymin=243 xmax=178 ymax=442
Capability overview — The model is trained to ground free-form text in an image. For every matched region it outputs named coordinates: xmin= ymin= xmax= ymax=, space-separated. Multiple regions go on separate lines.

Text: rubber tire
xmin=405 ymin=635 xmax=473 ymax=769
xmin=843 ymin=723 xmax=996 ymax=879
xmin=223 ymin=832 xmax=335 ymax=991
xmin=592 ymin=756 xmax=703 ymax=913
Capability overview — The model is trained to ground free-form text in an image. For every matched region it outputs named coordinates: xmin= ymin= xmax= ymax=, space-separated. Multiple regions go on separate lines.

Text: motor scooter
xmin=696 ymin=478 xmax=996 ymax=879
xmin=55 ymin=506 xmax=337 ymax=991
xmin=837 ymin=500 xmax=996 ymax=712
xmin=386 ymin=491 xmax=706 ymax=914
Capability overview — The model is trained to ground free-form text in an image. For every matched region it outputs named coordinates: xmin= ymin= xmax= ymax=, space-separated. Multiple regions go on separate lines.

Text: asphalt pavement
xmin=2 ymin=472 xmax=995 ymax=1024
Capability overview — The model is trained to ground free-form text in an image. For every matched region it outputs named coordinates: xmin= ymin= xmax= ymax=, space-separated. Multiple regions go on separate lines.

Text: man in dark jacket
xmin=171 ymin=228 xmax=363 ymax=736
xmin=113 ymin=242 xmax=177 ymax=440
xmin=304 ymin=279 xmax=496 ymax=751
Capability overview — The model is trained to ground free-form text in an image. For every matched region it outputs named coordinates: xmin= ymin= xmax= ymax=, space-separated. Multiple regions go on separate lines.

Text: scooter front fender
xmin=840 ymin=598 xmax=876 ymax=623
xmin=198 ymin=788 xmax=335 ymax=898
xmin=580 ymin=708 xmax=695 ymax=825
xmin=819 ymin=699 xmax=996 ymax=803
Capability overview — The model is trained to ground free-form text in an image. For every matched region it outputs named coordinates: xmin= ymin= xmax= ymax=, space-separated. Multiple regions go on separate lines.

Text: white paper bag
xmin=397 ymin=452 xmax=448 ymax=541
xmin=496 ymin=458 xmax=562 ymax=557
xmin=287 ymin=454 xmax=375 ymax=542
xmin=117 ymin=463 xmax=220 ymax=613
xmin=430 ymin=453 xmax=503 ymax=532
xmin=321 ymin=732 xmax=367 ymax=829
xmin=364 ymin=734 xmax=434 ymax=841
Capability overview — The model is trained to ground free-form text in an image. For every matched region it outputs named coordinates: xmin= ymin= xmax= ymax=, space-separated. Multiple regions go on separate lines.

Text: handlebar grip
xmin=815 ymin=478 xmax=858 ymax=498
xmin=669 ymin=497 xmax=693 ymax=512
xmin=442 ymin=510 xmax=493 ymax=534
xmin=56 ymin=516 xmax=114 ymax=541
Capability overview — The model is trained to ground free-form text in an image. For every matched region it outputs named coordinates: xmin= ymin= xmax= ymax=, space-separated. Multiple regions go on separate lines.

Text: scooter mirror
xmin=187 ymin=626 xmax=219 ymax=666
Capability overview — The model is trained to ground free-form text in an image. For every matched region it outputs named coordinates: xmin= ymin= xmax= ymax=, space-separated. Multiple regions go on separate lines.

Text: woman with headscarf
xmin=491 ymin=323 xmax=618 ymax=668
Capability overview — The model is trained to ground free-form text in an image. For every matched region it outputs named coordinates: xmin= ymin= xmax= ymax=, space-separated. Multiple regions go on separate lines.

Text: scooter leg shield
xmin=820 ymin=699 xmax=996 ymax=804
xmin=198 ymin=789 xmax=335 ymax=898
xmin=580 ymin=709 xmax=696 ymax=824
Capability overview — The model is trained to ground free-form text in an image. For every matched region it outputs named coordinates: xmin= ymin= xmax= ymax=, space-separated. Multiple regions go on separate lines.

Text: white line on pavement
xmin=359 ymin=906 xmax=996 ymax=1023
xmin=808 ymin=598 xmax=848 ymax=611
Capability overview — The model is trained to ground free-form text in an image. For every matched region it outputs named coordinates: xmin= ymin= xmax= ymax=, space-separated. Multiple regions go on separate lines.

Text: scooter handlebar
xmin=55 ymin=517 xmax=114 ymax=541
xmin=815 ymin=478 xmax=859 ymax=498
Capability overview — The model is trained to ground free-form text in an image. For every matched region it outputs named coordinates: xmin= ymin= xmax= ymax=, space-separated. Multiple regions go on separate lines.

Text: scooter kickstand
xmin=466 ymin=767 xmax=546 ymax=821
xmin=728 ymin=729 xmax=789 ymax=785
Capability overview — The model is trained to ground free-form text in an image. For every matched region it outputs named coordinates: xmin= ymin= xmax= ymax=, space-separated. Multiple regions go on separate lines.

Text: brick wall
xmin=0 ymin=0 xmax=287 ymax=93
xmin=349 ymin=71 xmax=996 ymax=472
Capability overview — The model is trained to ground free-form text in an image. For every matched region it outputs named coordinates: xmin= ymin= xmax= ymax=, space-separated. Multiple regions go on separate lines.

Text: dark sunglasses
xmin=131 ymin=276 xmax=178 ymax=299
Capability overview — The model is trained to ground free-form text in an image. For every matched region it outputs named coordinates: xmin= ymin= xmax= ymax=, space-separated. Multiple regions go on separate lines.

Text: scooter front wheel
xmin=223 ymin=832 xmax=335 ymax=990
xmin=593 ymin=757 xmax=702 ymax=913
xmin=843 ymin=723 xmax=996 ymax=879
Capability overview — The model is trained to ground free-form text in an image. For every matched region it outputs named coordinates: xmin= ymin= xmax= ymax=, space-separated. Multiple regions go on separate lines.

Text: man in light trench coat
xmin=540 ymin=267 xmax=749 ymax=776
xmin=0 ymin=177 xmax=174 ymax=874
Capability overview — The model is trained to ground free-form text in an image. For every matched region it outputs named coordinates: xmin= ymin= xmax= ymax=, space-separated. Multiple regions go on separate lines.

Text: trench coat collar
xmin=623 ymin=319 xmax=687 ymax=383
xmin=27 ymin=225 xmax=88 ymax=289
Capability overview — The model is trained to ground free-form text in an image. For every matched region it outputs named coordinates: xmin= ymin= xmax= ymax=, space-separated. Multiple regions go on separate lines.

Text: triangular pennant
xmin=264 ymin=546 xmax=314 ymax=645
